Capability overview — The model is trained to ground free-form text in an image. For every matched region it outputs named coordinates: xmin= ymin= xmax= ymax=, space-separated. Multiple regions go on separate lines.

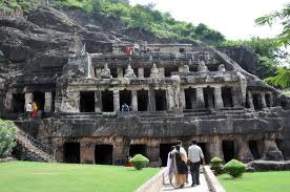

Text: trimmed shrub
xmin=129 ymin=154 xmax=149 ymax=170
xmin=0 ymin=119 xmax=17 ymax=158
xmin=223 ymin=159 xmax=246 ymax=178
xmin=210 ymin=156 xmax=224 ymax=175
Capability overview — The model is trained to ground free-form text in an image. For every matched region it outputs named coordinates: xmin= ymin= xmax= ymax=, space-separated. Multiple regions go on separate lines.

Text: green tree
xmin=0 ymin=119 xmax=17 ymax=158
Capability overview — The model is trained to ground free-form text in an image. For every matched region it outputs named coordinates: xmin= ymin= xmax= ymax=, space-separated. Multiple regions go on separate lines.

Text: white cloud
xmin=130 ymin=0 xmax=288 ymax=40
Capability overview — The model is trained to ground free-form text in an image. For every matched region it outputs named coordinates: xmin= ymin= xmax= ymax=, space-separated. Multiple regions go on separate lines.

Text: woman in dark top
xmin=174 ymin=145 xmax=188 ymax=188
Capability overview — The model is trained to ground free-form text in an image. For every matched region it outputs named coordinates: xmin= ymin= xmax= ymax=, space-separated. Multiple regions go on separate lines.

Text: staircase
xmin=15 ymin=127 xmax=55 ymax=162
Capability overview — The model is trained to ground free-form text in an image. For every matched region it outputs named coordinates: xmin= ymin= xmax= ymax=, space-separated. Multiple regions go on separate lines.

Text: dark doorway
xmin=276 ymin=139 xmax=286 ymax=159
xmin=160 ymin=144 xmax=176 ymax=166
xmin=165 ymin=66 xmax=178 ymax=77
xmin=120 ymin=90 xmax=132 ymax=111
xmin=80 ymin=91 xmax=95 ymax=112
xmin=144 ymin=68 xmax=151 ymax=78
xmin=252 ymin=93 xmax=263 ymax=110
xmin=12 ymin=93 xmax=25 ymax=113
xmin=248 ymin=140 xmax=261 ymax=159
xmin=265 ymin=94 xmax=272 ymax=107
xmin=222 ymin=140 xmax=235 ymax=162
xmin=155 ymin=90 xmax=167 ymax=111
xmin=33 ymin=91 xmax=45 ymax=111
xmin=197 ymin=143 xmax=210 ymax=164
xmin=64 ymin=143 xmax=80 ymax=163
xmin=203 ymin=87 xmax=215 ymax=108
xmin=129 ymin=144 xmax=147 ymax=157
xmin=110 ymin=67 xmax=118 ymax=78
xmin=137 ymin=90 xmax=148 ymax=111
xmin=185 ymin=88 xmax=196 ymax=110
xmin=102 ymin=90 xmax=114 ymax=112
xmin=95 ymin=145 xmax=113 ymax=165
xmin=222 ymin=87 xmax=233 ymax=107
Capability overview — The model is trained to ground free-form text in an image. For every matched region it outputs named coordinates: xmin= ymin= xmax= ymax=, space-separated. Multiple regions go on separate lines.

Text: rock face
xmin=1 ymin=6 xmax=290 ymax=167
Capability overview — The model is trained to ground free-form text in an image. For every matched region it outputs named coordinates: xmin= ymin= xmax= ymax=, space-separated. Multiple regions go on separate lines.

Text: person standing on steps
xmin=173 ymin=145 xmax=188 ymax=188
xmin=188 ymin=140 xmax=205 ymax=187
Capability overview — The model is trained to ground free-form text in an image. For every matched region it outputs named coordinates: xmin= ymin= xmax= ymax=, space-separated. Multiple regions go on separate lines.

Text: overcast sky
xmin=130 ymin=0 xmax=288 ymax=40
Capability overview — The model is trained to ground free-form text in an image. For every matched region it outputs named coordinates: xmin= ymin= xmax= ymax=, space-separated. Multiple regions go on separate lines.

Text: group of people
xmin=25 ymin=102 xmax=39 ymax=119
xmin=166 ymin=140 xmax=205 ymax=189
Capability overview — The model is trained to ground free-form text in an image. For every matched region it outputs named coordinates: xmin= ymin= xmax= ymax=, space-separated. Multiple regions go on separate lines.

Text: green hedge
xmin=129 ymin=154 xmax=149 ymax=170
xmin=210 ymin=156 xmax=224 ymax=175
xmin=223 ymin=159 xmax=246 ymax=178
xmin=0 ymin=120 xmax=17 ymax=158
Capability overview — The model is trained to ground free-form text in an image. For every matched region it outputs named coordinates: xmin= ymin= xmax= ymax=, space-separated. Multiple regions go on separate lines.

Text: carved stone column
xmin=25 ymin=92 xmax=33 ymax=109
xmin=261 ymin=92 xmax=267 ymax=108
xmin=147 ymin=140 xmax=161 ymax=167
xmin=208 ymin=136 xmax=224 ymax=160
xmin=179 ymin=88 xmax=186 ymax=110
xmin=138 ymin=68 xmax=144 ymax=78
xmin=80 ymin=141 xmax=95 ymax=164
xmin=167 ymin=87 xmax=175 ymax=111
xmin=4 ymin=91 xmax=13 ymax=112
xmin=237 ymin=137 xmax=254 ymax=162
xmin=247 ymin=92 xmax=254 ymax=109
xmin=159 ymin=67 xmax=165 ymax=78
xmin=113 ymin=90 xmax=120 ymax=112
xmin=113 ymin=137 xmax=128 ymax=165
xmin=262 ymin=139 xmax=284 ymax=161
xmin=196 ymin=87 xmax=205 ymax=108
xmin=117 ymin=67 xmax=123 ymax=79
xmin=95 ymin=91 xmax=102 ymax=113
xmin=214 ymin=86 xmax=224 ymax=109
xmin=232 ymin=86 xmax=243 ymax=107
xmin=131 ymin=90 xmax=138 ymax=111
xmin=148 ymin=89 xmax=156 ymax=111
xmin=44 ymin=92 xmax=52 ymax=113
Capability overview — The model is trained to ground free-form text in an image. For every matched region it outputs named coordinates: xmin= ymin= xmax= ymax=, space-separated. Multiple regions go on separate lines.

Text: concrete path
xmin=161 ymin=172 xmax=209 ymax=192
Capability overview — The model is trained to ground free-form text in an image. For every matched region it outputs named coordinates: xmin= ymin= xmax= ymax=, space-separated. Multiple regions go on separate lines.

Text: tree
xmin=256 ymin=3 xmax=290 ymax=46
xmin=0 ymin=119 xmax=17 ymax=158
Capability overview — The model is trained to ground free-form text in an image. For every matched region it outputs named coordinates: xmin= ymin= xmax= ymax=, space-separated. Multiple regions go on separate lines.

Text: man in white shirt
xmin=25 ymin=102 xmax=32 ymax=119
xmin=188 ymin=140 xmax=204 ymax=187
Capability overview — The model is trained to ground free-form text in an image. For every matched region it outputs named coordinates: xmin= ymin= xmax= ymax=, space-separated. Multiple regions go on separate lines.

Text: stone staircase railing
xmin=15 ymin=127 xmax=55 ymax=162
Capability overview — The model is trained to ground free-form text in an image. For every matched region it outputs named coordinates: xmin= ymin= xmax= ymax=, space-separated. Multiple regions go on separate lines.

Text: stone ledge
xmin=204 ymin=166 xmax=226 ymax=192
xmin=135 ymin=168 xmax=165 ymax=192
xmin=249 ymin=160 xmax=290 ymax=171
xmin=0 ymin=157 xmax=15 ymax=163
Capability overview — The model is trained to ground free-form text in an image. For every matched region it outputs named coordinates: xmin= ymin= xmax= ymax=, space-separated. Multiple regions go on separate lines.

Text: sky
xmin=130 ymin=0 xmax=289 ymax=40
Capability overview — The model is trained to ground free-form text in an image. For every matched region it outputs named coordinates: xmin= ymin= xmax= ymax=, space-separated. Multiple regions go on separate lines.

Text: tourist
xmin=25 ymin=102 xmax=32 ymax=119
xmin=121 ymin=103 xmax=129 ymax=112
xmin=172 ymin=145 xmax=188 ymax=188
xmin=166 ymin=146 xmax=177 ymax=185
xmin=188 ymin=140 xmax=204 ymax=187
xmin=31 ymin=102 xmax=38 ymax=118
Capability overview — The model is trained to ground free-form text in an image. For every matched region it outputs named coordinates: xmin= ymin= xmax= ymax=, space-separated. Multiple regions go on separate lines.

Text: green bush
xmin=223 ymin=159 xmax=246 ymax=178
xmin=0 ymin=119 xmax=17 ymax=158
xmin=129 ymin=154 xmax=149 ymax=170
xmin=210 ymin=157 xmax=224 ymax=175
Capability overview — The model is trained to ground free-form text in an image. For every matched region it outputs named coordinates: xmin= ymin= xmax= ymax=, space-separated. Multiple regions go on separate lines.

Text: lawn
xmin=0 ymin=161 xmax=159 ymax=192
xmin=219 ymin=171 xmax=290 ymax=192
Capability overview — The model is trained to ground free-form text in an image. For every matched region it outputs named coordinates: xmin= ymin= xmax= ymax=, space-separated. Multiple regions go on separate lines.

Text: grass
xmin=0 ymin=161 xmax=159 ymax=192
xmin=218 ymin=171 xmax=290 ymax=192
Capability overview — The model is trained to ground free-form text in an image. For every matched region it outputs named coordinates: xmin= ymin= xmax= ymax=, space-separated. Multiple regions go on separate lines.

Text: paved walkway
xmin=161 ymin=173 xmax=209 ymax=192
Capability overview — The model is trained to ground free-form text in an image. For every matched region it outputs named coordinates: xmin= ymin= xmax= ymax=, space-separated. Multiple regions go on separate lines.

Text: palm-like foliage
xmin=265 ymin=67 xmax=290 ymax=89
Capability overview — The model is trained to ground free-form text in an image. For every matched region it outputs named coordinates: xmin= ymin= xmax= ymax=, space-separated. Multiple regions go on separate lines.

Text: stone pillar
xmin=167 ymin=87 xmax=175 ymax=111
xmin=214 ymin=86 xmax=224 ymax=109
xmin=113 ymin=137 xmax=128 ymax=165
xmin=117 ymin=67 xmax=123 ymax=79
xmin=113 ymin=90 xmax=120 ymax=112
xmin=148 ymin=89 xmax=156 ymax=111
xmin=95 ymin=91 xmax=102 ymax=113
xmin=138 ymin=68 xmax=144 ymax=78
xmin=179 ymin=88 xmax=186 ymax=110
xmin=261 ymin=92 xmax=267 ymax=108
xmin=237 ymin=138 xmax=254 ymax=162
xmin=196 ymin=87 xmax=205 ymax=108
xmin=147 ymin=141 xmax=161 ymax=167
xmin=208 ymin=136 xmax=224 ymax=160
xmin=247 ymin=92 xmax=254 ymax=109
xmin=131 ymin=90 xmax=138 ymax=111
xmin=44 ymin=92 xmax=52 ymax=113
xmin=232 ymin=86 xmax=243 ymax=107
xmin=262 ymin=139 xmax=284 ymax=161
xmin=159 ymin=67 xmax=165 ymax=78
xmin=80 ymin=141 xmax=95 ymax=164
xmin=4 ymin=91 xmax=13 ymax=111
xmin=25 ymin=92 xmax=33 ymax=108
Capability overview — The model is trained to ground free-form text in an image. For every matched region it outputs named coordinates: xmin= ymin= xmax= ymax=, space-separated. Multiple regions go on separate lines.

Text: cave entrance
xmin=165 ymin=66 xmax=178 ymax=77
xmin=120 ymin=90 xmax=132 ymax=111
xmin=160 ymin=143 xmax=177 ymax=166
xmin=155 ymin=90 xmax=167 ymax=111
xmin=101 ymin=90 xmax=114 ymax=112
xmin=252 ymin=93 xmax=263 ymax=110
xmin=80 ymin=91 xmax=95 ymax=112
xmin=63 ymin=142 xmax=80 ymax=163
xmin=185 ymin=88 xmax=196 ymax=110
xmin=137 ymin=90 xmax=148 ymax=111
xmin=95 ymin=145 xmax=113 ymax=165
xmin=33 ymin=91 xmax=45 ymax=111
xmin=203 ymin=87 xmax=215 ymax=108
xmin=197 ymin=142 xmax=210 ymax=164
xmin=144 ymin=68 xmax=151 ymax=78
xmin=222 ymin=140 xmax=235 ymax=162
xmin=12 ymin=93 xmax=25 ymax=113
xmin=222 ymin=87 xmax=233 ymax=107
xmin=248 ymin=140 xmax=261 ymax=159
xmin=129 ymin=144 xmax=147 ymax=157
